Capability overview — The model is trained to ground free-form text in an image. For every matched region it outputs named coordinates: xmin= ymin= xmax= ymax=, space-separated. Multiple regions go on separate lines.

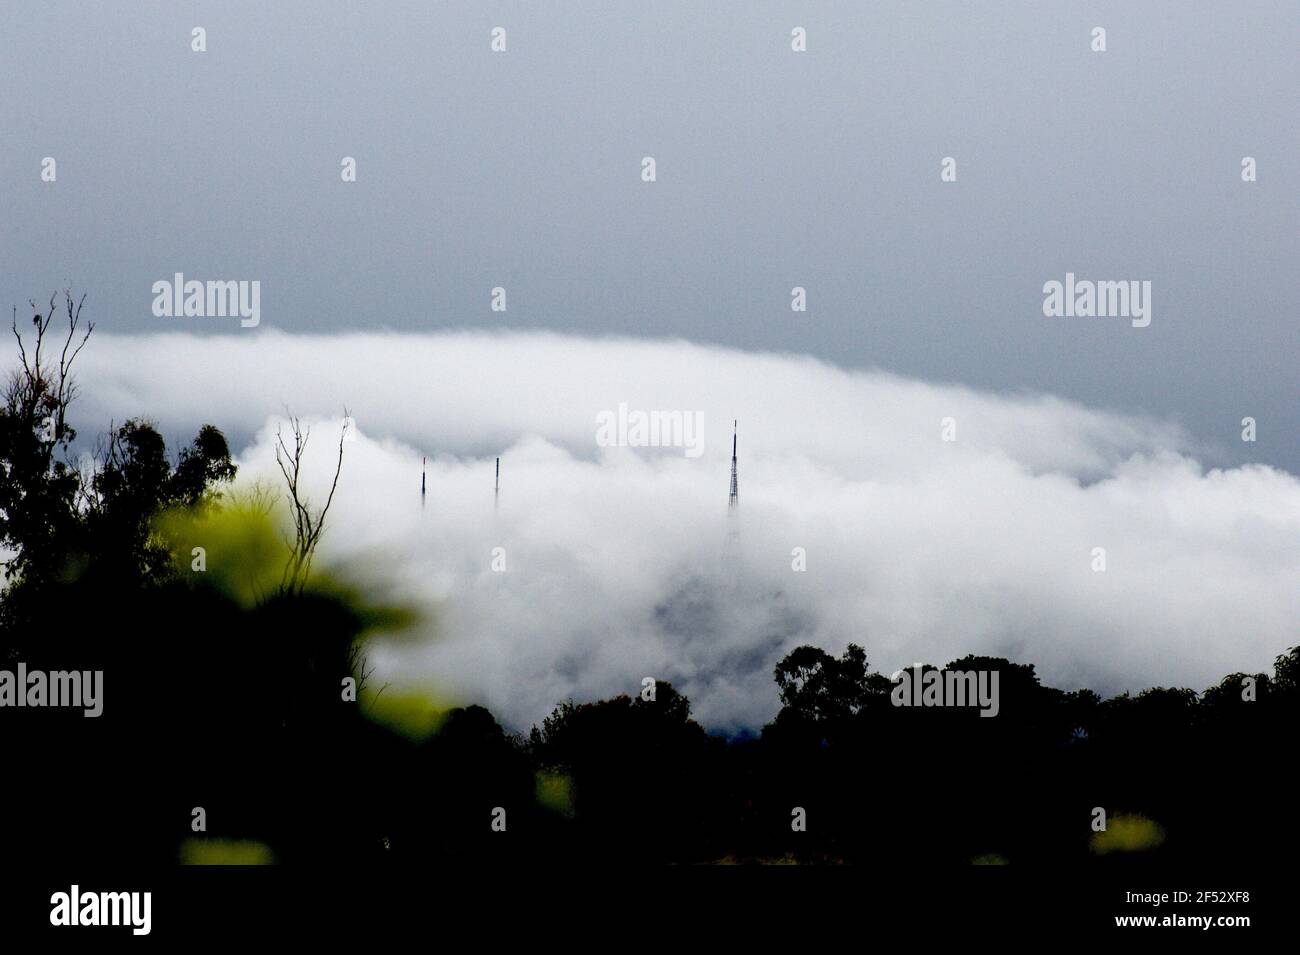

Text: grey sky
xmin=3 ymin=1 xmax=1296 ymax=470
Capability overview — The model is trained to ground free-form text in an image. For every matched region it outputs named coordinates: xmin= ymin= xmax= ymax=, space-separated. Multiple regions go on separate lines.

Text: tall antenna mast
xmin=495 ymin=456 xmax=500 ymax=513
xmin=421 ymin=455 xmax=426 ymax=503
xmin=728 ymin=419 xmax=738 ymax=509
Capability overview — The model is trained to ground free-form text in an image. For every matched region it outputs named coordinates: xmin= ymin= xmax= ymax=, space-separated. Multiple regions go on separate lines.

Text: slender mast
xmin=728 ymin=420 xmax=738 ymax=508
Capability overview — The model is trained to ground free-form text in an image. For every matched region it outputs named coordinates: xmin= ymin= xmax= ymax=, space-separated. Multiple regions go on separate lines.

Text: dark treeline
xmin=2 ymin=294 xmax=1295 ymax=866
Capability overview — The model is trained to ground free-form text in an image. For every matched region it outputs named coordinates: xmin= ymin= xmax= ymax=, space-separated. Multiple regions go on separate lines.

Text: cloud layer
xmin=61 ymin=331 xmax=1300 ymax=731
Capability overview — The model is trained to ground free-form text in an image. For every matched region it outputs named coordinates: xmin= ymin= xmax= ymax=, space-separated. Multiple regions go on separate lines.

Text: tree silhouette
xmin=0 ymin=292 xmax=92 ymax=605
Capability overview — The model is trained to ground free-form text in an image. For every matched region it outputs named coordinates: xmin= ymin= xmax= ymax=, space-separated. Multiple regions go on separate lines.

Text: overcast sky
xmin=3 ymin=1 xmax=1296 ymax=472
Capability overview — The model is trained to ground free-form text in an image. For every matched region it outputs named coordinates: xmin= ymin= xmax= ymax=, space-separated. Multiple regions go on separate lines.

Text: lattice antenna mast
xmin=728 ymin=420 xmax=738 ymax=509
xmin=495 ymin=456 xmax=500 ymax=513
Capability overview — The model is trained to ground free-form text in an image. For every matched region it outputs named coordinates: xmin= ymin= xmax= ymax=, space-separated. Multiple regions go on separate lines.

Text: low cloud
xmin=62 ymin=330 xmax=1300 ymax=732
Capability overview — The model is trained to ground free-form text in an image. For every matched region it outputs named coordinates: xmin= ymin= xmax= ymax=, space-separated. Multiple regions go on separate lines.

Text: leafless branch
xmin=274 ymin=408 xmax=350 ymax=595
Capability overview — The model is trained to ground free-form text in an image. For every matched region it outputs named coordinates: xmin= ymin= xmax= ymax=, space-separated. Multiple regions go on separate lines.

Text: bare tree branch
xmin=274 ymin=408 xmax=349 ymax=595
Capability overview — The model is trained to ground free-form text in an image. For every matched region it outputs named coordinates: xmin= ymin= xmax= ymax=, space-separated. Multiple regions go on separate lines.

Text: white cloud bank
xmin=64 ymin=330 xmax=1300 ymax=732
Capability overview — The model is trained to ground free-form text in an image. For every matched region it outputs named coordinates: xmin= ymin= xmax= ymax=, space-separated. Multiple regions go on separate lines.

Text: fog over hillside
xmin=65 ymin=330 xmax=1300 ymax=731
